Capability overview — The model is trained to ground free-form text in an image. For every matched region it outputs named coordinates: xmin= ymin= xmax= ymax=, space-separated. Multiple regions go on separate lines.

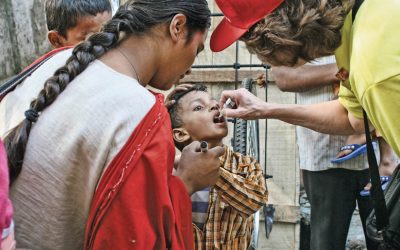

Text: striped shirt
xmin=193 ymin=146 xmax=268 ymax=250
xmin=296 ymin=56 xmax=369 ymax=171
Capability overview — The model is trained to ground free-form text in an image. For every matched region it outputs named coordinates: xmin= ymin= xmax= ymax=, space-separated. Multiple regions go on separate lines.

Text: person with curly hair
xmin=211 ymin=0 xmax=346 ymax=67
xmin=213 ymin=0 xmax=400 ymax=179
xmin=0 ymin=0 xmax=224 ymax=249
xmin=211 ymin=0 xmax=400 ymax=249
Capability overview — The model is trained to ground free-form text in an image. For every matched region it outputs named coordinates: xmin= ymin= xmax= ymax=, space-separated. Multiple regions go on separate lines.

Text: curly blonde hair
xmin=241 ymin=0 xmax=351 ymax=66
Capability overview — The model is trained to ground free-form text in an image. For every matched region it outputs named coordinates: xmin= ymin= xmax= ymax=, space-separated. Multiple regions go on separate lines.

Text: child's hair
xmin=45 ymin=0 xmax=112 ymax=37
xmin=4 ymin=0 xmax=211 ymax=183
xmin=241 ymin=0 xmax=347 ymax=67
xmin=168 ymin=83 xmax=208 ymax=151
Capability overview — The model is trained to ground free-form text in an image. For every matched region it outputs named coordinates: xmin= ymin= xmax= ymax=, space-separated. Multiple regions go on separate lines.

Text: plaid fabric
xmin=191 ymin=188 xmax=210 ymax=230
xmin=193 ymin=146 xmax=268 ymax=250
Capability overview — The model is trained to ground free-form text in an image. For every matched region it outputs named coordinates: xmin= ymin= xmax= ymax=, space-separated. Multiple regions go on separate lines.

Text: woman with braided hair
xmin=0 ymin=0 xmax=224 ymax=249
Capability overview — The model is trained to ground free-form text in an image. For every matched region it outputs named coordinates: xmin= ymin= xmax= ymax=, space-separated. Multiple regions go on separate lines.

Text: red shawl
xmin=84 ymin=94 xmax=193 ymax=250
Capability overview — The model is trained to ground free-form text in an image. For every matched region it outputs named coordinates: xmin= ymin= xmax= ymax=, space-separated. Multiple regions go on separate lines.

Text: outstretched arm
xmin=271 ymin=63 xmax=339 ymax=92
xmin=266 ymin=99 xmax=364 ymax=135
xmin=220 ymin=88 xmax=364 ymax=135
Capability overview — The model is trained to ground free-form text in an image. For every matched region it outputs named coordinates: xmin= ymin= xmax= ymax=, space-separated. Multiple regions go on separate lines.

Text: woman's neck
xmin=100 ymin=35 xmax=161 ymax=87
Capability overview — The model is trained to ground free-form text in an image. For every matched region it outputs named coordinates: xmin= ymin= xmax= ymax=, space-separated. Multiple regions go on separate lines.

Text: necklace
xmin=116 ymin=47 xmax=142 ymax=83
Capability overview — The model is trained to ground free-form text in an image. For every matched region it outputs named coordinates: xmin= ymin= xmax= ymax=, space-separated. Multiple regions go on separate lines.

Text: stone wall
xmin=0 ymin=0 xmax=51 ymax=82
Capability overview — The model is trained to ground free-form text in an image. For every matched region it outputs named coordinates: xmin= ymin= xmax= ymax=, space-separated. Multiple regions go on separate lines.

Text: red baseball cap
xmin=210 ymin=0 xmax=285 ymax=52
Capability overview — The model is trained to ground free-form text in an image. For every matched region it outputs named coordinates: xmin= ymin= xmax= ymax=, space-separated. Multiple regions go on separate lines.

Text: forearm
xmin=263 ymin=99 xmax=362 ymax=135
xmin=272 ymin=64 xmax=339 ymax=92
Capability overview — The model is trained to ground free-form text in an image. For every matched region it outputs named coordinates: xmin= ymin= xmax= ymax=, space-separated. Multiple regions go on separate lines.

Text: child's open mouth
xmin=213 ymin=114 xmax=225 ymax=124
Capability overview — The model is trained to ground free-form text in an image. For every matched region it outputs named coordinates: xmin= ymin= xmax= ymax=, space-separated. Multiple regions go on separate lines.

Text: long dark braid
xmin=4 ymin=0 xmax=211 ymax=184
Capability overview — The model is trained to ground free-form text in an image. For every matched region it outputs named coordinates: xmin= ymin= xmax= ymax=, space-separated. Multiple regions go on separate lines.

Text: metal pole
xmin=234 ymin=41 xmax=239 ymax=89
xmin=192 ymin=64 xmax=267 ymax=69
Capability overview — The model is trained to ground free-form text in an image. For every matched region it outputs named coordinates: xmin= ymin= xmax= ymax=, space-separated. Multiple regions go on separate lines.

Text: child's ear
xmin=172 ymin=128 xmax=190 ymax=144
xmin=47 ymin=30 xmax=65 ymax=48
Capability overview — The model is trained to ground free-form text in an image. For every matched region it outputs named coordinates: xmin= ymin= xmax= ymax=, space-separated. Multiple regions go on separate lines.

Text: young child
xmin=45 ymin=0 xmax=112 ymax=48
xmin=168 ymin=84 xmax=268 ymax=249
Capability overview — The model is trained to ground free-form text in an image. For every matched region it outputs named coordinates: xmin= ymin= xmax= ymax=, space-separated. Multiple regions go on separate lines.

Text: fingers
xmin=208 ymin=145 xmax=225 ymax=158
xmin=219 ymin=88 xmax=250 ymax=107
xmin=191 ymin=141 xmax=224 ymax=157
xmin=193 ymin=141 xmax=208 ymax=153
xmin=219 ymin=90 xmax=245 ymax=118
xmin=219 ymin=89 xmax=239 ymax=107
xmin=174 ymin=83 xmax=193 ymax=91
xmin=177 ymin=141 xmax=223 ymax=194
xmin=223 ymin=108 xmax=244 ymax=119
xmin=219 ymin=88 xmax=266 ymax=119
xmin=188 ymin=141 xmax=201 ymax=152
xmin=166 ymin=84 xmax=194 ymax=101
xmin=165 ymin=84 xmax=194 ymax=108
xmin=164 ymin=100 xmax=176 ymax=109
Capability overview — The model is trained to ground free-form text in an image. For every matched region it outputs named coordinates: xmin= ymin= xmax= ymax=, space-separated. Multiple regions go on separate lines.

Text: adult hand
xmin=219 ymin=88 xmax=267 ymax=120
xmin=175 ymin=141 xmax=224 ymax=195
xmin=164 ymin=83 xmax=194 ymax=109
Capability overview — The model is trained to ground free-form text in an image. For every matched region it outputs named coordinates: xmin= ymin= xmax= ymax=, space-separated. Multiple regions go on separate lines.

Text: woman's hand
xmin=219 ymin=88 xmax=268 ymax=120
xmin=174 ymin=141 xmax=224 ymax=194
xmin=165 ymin=84 xmax=194 ymax=109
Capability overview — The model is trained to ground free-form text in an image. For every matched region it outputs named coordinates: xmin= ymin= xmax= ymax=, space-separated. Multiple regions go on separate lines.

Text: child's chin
xmin=218 ymin=131 xmax=229 ymax=139
xmin=209 ymin=135 xmax=225 ymax=143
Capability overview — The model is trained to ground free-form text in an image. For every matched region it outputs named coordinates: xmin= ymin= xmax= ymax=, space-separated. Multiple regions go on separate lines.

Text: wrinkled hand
xmin=219 ymin=88 xmax=267 ymax=120
xmin=165 ymin=84 xmax=194 ymax=109
xmin=175 ymin=141 xmax=224 ymax=194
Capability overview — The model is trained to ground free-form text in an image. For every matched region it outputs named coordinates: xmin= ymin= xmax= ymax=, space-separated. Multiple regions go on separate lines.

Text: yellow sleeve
xmin=362 ymin=76 xmax=400 ymax=157
xmin=338 ymin=85 xmax=363 ymax=119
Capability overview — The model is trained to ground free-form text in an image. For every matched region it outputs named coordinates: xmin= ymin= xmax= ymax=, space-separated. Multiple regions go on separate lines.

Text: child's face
xmin=177 ymin=91 xmax=228 ymax=143
xmin=64 ymin=11 xmax=112 ymax=46
xmin=49 ymin=11 xmax=111 ymax=48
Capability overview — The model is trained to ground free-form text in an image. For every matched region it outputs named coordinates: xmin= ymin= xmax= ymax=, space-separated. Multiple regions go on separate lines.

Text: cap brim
xmin=210 ymin=18 xmax=248 ymax=52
